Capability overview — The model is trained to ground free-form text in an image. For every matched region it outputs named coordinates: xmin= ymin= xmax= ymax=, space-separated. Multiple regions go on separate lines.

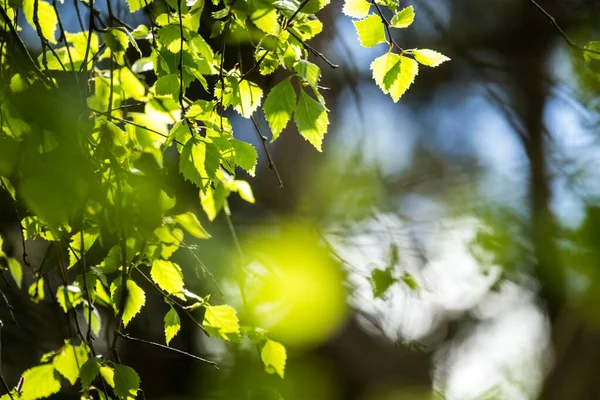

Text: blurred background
xmin=2 ymin=0 xmax=600 ymax=399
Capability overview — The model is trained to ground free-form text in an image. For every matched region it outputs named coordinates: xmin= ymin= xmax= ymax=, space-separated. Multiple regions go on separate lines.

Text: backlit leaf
xmin=261 ymin=339 xmax=286 ymax=378
xmin=342 ymin=0 xmax=370 ymax=19
xmin=264 ymin=78 xmax=296 ymax=141
xmin=22 ymin=0 xmax=58 ymax=44
xmin=390 ymin=6 xmax=414 ymax=28
xmin=173 ymin=212 xmax=211 ymax=239
xmin=413 ymin=49 xmax=451 ymax=67
xmin=164 ymin=307 xmax=181 ymax=345
xmin=52 ymin=343 xmax=89 ymax=385
xmin=151 ymin=259 xmax=185 ymax=296
xmin=353 ymin=14 xmax=386 ymax=48
xmin=294 ymin=90 xmax=329 ymax=151
xmin=203 ymin=304 xmax=241 ymax=342
xmin=20 ymin=364 xmax=61 ymax=400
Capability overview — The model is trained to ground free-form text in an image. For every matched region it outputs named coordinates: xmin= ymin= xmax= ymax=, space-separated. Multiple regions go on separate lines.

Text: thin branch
xmin=288 ymin=31 xmax=339 ymax=69
xmin=287 ymin=0 xmax=311 ymax=26
xmin=250 ymin=116 xmax=284 ymax=188
xmin=0 ymin=5 xmax=49 ymax=83
xmin=117 ymin=332 xmax=218 ymax=368
xmin=528 ymin=0 xmax=600 ymax=56
xmin=370 ymin=0 xmax=403 ymax=52
xmin=134 ymin=269 xmax=209 ymax=335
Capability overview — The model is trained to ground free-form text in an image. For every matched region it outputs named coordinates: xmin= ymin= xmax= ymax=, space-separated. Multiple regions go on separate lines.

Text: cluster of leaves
xmin=0 ymin=0 xmax=447 ymax=398
xmin=343 ymin=0 xmax=449 ymax=101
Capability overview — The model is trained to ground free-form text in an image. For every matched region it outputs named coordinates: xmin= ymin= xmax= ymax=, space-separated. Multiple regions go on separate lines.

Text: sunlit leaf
xmin=342 ymin=0 xmax=370 ymax=19
xmin=294 ymin=90 xmax=329 ymax=151
xmin=151 ymin=259 xmax=185 ymax=296
xmin=164 ymin=307 xmax=181 ymax=345
xmin=264 ymin=77 xmax=296 ymax=141
xmin=261 ymin=339 xmax=286 ymax=378
xmin=203 ymin=304 xmax=241 ymax=342
xmin=20 ymin=364 xmax=61 ymax=400
xmin=173 ymin=212 xmax=211 ymax=239
xmin=413 ymin=49 xmax=451 ymax=67
xmin=390 ymin=6 xmax=414 ymax=28
xmin=52 ymin=343 xmax=89 ymax=385
xmin=353 ymin=14 xmax=386 ymax=48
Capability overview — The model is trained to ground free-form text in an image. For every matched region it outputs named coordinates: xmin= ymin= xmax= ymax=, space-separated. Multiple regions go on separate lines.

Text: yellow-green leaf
xmin=22 ymin=0 xmax=58 ymax=44
xmin=249 ymin=0 xmax=280 ymax=35
xmin=264 ymin=77 xmax=296 ymax=141
xmin=20 ymin=364 xmax=61 ymax=400
xmin=151 ymin=259 xmax=184 ymax=296
xmin=353 ymin=14 xmax=386 ymax=48
xmin=173 ymin=212 xmax=211 ymax=239
xmin=294 ymin=90 xmax=329 ymax=151
xmin=390 ymin=6 xmax=414 ymax=28
xmin=342 ymin=0 xmax=370 ymax=19
xmin=164 ymin=307 xmax=181 ymax=345
xmin=126 ymin=0 xmax=155 ymax=12
xmin=413 ymin=49 xmax=450 ymax=67
xmin=52 ymin=343 xmax=89 ymax=385
xmin=388 ymin=56 xmax=419 ymax=102
xmin=111 ymin=279 xmax=146 ymax=327
xmin=261 ymin=339 xmax=286 ymax=378
xmin=7 ymin=257 xmax=22 ymax=288
xmin=371 ymin=52 xmax=418 ymax=102
xmin=236 ymin=79 xmax=263 ymax=118
xmin=203 ymin=305 xmax=241 ymax=342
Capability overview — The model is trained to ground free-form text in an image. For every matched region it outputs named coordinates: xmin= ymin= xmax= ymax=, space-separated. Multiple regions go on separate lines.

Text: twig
xmin=134 ymin=269 xmax=209 ymax=335
xmin=287 ymin=0 xmax=311 ymax=26
xmin=250 ymin=116 xmax=284 ymax=188
xmin=117 ymin=332 xmax=218 ymax=368
xmin=528 ymin=0 xmax=600 ymax=56
xmin=0 ymin=5 xmax=49 ymax=84
xmin=288 ymin=31 xmax=339 ymax=68
xmin=370 ymin=0 xmax=403 ymax=52
xmin=0 ymin=285 xmax=19 ymax=329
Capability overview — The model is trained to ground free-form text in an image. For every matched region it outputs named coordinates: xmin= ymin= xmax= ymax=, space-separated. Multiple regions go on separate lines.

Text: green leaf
xmin=203 ymin=304 xmax=241 ymax=342
xmin=232 ymin=139 xmax=258 ymax=175
xmin=179 ymin=138 xmax=218 ymax=190
xmin=56 ymin=286 xmax=84 ymax=313
xmin=103 ymin=28 xmax=130 ymax=53
xmin=401 ymin=272 xmax=420 ymax=291
xmin=200 ymin=181 xmax=228 ymax=221
xmin=173 ymin=212 xmax=211 ymax=239
xmin=80 ymin=358 xmax=101 ymax=390
xmin=7 ymin=258 xmax=22 ymax=288
xmin=412 ymin=49 xmax=451 ymax=67
xmin=100 ymin=365 xmax=115 ymax=388
xmin=68 ymin=229 xmax=99 ymax=268
xmin=164 ymin=307 xmax=181 ymax=345
xmin=302 ymin=0 xmax=330 ymax=14
xmin=236 ymin=79 xmax=264 ymax=118
xmin=22 ymin=0 xmax=58 ymax=44
xmin=371 ymin=52 xmax=418 ymax=102
xmin=52 ymin=343 xmax=89 ymax=385
xmin=388 ymin=56 xmax=418 ymax=101
xmin=126 ymin=0 xmax=155 ymax=12
xmin=112 ymin=279 xmax=146 ymax=327
xmin=231 ymin=180 xmax=255 ymax=203
xmin=294 ymin=90 xmax=329 ymax=151
xmin=261 ymin=339 xmax=286 ymax=378
xmin=342 ymin=0 xmax=370 ymax=19
xmin=264 ymin=78 xmax=296 ymax=141
xmin=353 ymin=14 xmax=386 ymax=48
xmin=249 ymin=0 xmax=280 ymax=35
xmin=155 ymin=74 xmax=180 ymax=98
xmin=390 ymin=6 xmax=414 ymax=28
xmin=151 ymin=260 xmax=185 ymax=296
xmin=83 ymin=303 xmax=102 ymax=336
xmin=28 ymin=278 xmax=45 ymax=303
xmin=294 ymin=60 xmax=321 ymax=86
xmin=20 ymin=364 xmax=61 ymax=400
xmin=369 ymin=267 xmax=396 ymax=298
xmin=112 ymin=364 xmax=140 ymax=400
